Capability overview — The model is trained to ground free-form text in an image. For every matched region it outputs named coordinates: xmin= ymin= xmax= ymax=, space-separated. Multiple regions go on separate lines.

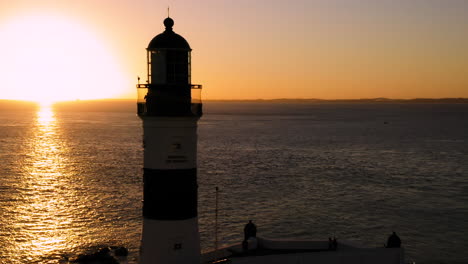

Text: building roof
xmin=147 ymin=17 xmax=191 ymax=50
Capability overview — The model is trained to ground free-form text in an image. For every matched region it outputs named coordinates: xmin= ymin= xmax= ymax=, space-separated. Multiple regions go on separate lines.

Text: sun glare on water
xmin=0 ymin=14 xmax=129 ymax=104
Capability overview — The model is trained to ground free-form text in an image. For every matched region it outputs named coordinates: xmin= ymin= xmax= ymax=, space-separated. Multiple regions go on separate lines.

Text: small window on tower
xmin=171 ymin=143 xmax=181 ymax=150
xmin=173 ymin=243 xmax=182 ymax=250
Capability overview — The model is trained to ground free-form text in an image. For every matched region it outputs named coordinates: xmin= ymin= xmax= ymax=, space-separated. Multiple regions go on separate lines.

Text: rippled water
xmin=0 ymin=103 xmax=467 ymax=263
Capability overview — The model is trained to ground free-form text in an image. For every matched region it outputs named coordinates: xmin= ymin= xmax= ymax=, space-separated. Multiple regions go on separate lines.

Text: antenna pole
xmin=215 ymin=186 xmax=219 ymax=259
xmin=167 ymin=6 xmax=170 ymax=17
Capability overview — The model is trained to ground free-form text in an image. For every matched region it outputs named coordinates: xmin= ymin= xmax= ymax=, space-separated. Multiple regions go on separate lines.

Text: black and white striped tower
xmin=137 ymin=17 xmax=203 ymax=264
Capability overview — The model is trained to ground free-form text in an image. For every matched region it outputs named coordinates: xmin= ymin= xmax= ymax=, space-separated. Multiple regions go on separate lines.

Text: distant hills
xmin=0 ymin=98 xmax=467 ymax=111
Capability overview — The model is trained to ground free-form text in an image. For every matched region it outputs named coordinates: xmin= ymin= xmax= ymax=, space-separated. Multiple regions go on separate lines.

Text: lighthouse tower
xmin=137 ymin=17 xmax=203 ymax=264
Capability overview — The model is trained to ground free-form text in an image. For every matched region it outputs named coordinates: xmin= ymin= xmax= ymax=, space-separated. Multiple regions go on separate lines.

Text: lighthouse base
xmin=140 ymin=218 xmax=200 ymax=264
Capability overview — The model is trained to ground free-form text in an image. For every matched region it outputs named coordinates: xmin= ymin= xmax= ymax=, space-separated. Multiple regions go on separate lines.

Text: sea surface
xmin=0 ymin=102 xmax=467 ymax=264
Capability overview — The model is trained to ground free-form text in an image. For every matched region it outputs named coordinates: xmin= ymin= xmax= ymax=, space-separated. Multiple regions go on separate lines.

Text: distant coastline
xmin=0 ymin=100 xmax=39 ymax=111
xmin=1 ymin=98 xmax=467 ymax=112
xmin=204 ymin=98 xmax=468 ymax=104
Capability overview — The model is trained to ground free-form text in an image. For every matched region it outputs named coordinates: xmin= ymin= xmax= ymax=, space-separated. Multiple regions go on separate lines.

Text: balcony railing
xmin=136 ymin=84 xmax=203 ymax=116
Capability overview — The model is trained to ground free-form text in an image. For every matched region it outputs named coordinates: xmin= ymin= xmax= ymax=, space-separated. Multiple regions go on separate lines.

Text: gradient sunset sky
xmin=0 ymin=0 xmax=467 ymax=101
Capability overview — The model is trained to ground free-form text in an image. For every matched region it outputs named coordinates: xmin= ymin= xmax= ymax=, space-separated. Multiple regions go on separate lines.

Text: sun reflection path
xmin=37 ymin=104 xmax=55 ymax=123
xmin=10 ymin=105 xmax=80 ymax=262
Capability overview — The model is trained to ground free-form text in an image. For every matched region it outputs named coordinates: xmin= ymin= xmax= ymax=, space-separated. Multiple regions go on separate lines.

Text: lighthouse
xmin=137 ymin=17 xmax=203 ymax=264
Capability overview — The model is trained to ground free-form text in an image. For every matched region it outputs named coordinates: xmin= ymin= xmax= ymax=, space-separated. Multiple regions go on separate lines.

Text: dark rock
xmin=114 ymin=246 xmax=129 ymax=257
xmin=72 ymin=248 xmax=118 ymax=264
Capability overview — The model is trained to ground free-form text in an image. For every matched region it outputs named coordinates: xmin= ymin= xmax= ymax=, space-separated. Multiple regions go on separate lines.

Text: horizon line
xmin=2 ymin=97 xmax=468 ymax=104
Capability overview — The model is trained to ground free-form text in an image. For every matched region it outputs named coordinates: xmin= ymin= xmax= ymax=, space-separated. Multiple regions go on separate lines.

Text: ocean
xmin=0 ymin=102 xmax=467 ymax=264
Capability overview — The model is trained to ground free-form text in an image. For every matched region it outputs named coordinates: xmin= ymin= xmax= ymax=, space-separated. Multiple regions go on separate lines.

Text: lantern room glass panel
xmin=150 ymin=50 xmax=167 ymax=84
xmin=166 ymin=50 xmax=190 ymax=84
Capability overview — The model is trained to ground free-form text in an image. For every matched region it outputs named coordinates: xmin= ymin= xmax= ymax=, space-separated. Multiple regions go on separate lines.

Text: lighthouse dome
xmin=148 ymin=18 xmax=191 ymax=50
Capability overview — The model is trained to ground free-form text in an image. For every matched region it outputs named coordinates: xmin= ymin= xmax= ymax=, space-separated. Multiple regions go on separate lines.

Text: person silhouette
xmin=332 ymin=237 xmax=338 ymax=250
xmin=244 ymin=220 xmax=257 ymax=241
xmin=386 ymin=231 xmax=401 ymax=248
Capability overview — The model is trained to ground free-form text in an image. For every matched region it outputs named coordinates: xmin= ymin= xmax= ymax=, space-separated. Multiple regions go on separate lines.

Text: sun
xmin=0 ymin=13 xmax=130 ymax=104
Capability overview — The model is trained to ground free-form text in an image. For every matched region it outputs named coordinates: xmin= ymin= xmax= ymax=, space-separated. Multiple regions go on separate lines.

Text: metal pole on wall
xmin=215 ymin=186 xmax=219 ymax=259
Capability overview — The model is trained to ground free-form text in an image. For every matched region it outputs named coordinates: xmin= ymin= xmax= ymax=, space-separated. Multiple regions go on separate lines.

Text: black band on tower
xmin=143 ymin=168 xmax=198 ymax=220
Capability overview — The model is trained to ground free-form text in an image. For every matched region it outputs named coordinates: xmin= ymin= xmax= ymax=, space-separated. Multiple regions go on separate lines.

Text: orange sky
xmin=0 ymin=0 xmax=467 ymax=101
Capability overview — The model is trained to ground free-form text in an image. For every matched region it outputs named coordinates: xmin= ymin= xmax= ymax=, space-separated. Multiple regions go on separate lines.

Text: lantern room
xmin=137 ymin=17 xmax=202 ymax=117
